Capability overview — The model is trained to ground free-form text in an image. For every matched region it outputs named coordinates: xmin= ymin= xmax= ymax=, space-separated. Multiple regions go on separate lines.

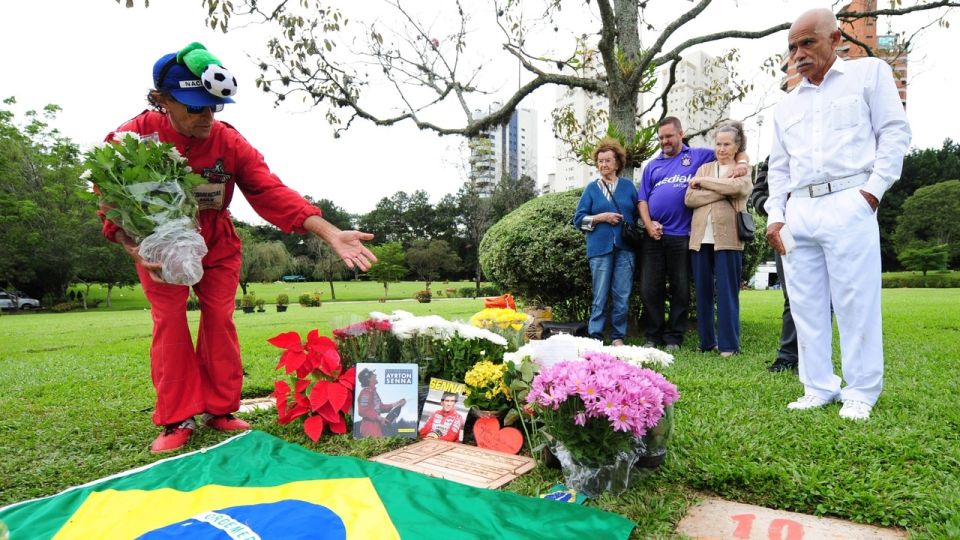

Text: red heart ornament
xmin=473 ymin=417 xmax=523 ymax=454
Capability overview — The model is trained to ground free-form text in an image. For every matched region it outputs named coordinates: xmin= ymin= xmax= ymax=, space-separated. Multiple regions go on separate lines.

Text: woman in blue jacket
xmin=573 ymin=138 xmax=640 ymax=346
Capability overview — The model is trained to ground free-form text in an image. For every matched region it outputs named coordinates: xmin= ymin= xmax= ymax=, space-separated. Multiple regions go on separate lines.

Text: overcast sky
xmin=3 ymin=1 xmax=957 ymax=225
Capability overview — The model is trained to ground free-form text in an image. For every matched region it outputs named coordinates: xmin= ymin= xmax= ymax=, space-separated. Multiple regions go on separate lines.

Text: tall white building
xmin=548 ymin=85 xmax=613 ymax=194
xmin=548 ymin=49 xmax=729 ymax=192
xmin=471 ymin=106 xmax=538 ymax=196
xmin=652 ymin=50 xmax=730 ymax=148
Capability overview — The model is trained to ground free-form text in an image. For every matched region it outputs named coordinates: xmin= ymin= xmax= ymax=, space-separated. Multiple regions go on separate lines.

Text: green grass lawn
xmin=1 ymin=290 xmax=959 ymax=538
xmin=66 ymin=280 xmax=489 ymax=311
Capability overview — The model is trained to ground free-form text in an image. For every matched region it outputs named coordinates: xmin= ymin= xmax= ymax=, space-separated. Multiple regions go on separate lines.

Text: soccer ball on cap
xmin=201 ymin=65 xmax=238 ymax=98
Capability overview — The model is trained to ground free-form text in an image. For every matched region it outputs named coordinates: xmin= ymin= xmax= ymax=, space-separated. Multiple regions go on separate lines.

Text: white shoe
xmin=839 ymin=400 xmax=872 ymax=421
xmin=786 ymin=395 xmax=836 ymax=410
xmin=611 ymin=339 xmax=625 ymax=347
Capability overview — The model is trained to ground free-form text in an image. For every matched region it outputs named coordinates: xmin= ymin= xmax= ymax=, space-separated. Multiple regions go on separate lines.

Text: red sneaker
xmin=203 ymin=413 xmax=250 ymax=431
xmin=150 ymin=418 xmax=196 ymax=453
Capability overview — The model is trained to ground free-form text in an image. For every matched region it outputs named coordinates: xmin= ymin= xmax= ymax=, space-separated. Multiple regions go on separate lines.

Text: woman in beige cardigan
xmin=684 ymin=121 xmax=753 ymax=356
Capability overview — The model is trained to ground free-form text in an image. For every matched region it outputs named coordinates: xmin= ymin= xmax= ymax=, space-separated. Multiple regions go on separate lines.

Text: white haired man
xmin=765 ymin=8 xmax=911 ymax=421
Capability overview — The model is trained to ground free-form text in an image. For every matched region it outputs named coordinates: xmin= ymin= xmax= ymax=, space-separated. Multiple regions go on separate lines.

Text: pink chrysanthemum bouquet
xmin=526 ymin=351 xmax=679 ymax=465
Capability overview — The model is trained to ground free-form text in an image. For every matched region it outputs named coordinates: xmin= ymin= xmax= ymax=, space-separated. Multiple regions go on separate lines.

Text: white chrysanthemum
xmin=166 ymin=148 xmax=186 ymax=163
xmin=390 ymin=315 xmax=451 ymax=340
xmin=503 ymin=345 xmax=534 ymax=364
xmin=601 ymin=344 xmax=674 ymax=368
xmin=79 ymin=169 xmax=92 ymax=180
xmin=452 ymin=323 xmax=508 ymax=346
xmin=368 ymin=311 xmax=390 ymax=321
xmin=112 ymin=131 xmax=140 ymax=142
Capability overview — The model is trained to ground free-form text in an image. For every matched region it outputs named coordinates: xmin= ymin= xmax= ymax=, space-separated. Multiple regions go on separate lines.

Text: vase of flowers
xmin=526 ymin=352 xmax=680 ymax=497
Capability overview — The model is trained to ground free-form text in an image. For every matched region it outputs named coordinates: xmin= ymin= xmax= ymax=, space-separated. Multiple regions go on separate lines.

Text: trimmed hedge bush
xmin=882 ymin=271 xmax=960 ymax=288
xmin=480 ymin=189 xmax=592 ymax=320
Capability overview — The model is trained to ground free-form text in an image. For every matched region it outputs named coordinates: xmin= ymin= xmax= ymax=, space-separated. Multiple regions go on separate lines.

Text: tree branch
xmin=630 ymin=0 xmax=712 ymax=88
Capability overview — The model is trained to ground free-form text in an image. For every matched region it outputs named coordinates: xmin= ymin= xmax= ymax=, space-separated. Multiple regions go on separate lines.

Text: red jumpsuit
xmin=418 ymin=409 xmax=464 ymax=442
xmin=99 ymin=111 xmax=322 ymax=427
xmin=357 ymin=386 xmax=393 ymax=437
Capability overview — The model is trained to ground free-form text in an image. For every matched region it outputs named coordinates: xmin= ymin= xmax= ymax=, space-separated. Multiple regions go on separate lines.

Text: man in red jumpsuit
xmin=418 ymin=392 xmax=464 ymax=442
xmin=100 ymin=44 xmax=377 ymax=453
xmin=356 ymin=369 xmax=407 ymax=437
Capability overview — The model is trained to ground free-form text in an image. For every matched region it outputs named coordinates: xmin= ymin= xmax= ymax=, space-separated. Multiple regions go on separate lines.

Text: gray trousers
xmin=775 ymin=252 xmax=798 ymax=363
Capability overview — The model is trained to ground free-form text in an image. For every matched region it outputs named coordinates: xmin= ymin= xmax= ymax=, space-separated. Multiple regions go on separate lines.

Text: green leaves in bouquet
xmin=82 ymin=133 xmax=205 ymax=240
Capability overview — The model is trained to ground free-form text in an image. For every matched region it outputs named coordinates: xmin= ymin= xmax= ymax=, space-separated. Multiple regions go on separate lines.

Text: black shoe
xmin=767 ymin=358 xmax=798 ymax=372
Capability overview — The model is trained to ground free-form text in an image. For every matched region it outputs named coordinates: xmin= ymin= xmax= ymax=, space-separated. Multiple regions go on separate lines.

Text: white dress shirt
xmin=765 ymin=56 xmax=911 ymax=224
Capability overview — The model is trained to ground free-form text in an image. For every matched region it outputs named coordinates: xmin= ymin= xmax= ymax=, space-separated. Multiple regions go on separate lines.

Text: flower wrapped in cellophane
xmin=82 ymin=131 xmax=208 ymax=285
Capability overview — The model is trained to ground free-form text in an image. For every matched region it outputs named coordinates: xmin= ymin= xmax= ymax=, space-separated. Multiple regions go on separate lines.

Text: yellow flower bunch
xmin=470 ymin=308 xmax=529 ymax=332
xmin=463 ymin=360 xmax=511 ymax=411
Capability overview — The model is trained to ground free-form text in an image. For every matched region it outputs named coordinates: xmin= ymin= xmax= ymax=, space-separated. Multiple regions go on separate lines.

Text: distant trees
xmin=880 ymin=139 xmax=960 ymax=270
xmin=367 ymin=242 xmax=407 ymax=297
xmin=238 ymin=226 xmax=291 ymax=295
xmin=406 ymin=239 xmax=460 ymax=290
xmin=894 ymin=180 xmax=960 ymax=270
xmin=0 ymin=98 xmax=89 ymax=301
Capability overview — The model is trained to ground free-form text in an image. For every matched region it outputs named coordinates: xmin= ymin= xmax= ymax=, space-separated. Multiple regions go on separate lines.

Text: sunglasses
xmin=184 ymin=103 xmax=225 ymax=115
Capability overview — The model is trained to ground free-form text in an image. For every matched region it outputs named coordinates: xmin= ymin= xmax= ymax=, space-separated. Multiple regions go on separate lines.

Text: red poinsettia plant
xmin=268 ymin=329 xmax=355 ymax=442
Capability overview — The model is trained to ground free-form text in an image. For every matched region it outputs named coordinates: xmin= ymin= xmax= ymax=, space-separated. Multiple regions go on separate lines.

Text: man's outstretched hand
xmin=329 ymin=230 xmax=377 ymax=271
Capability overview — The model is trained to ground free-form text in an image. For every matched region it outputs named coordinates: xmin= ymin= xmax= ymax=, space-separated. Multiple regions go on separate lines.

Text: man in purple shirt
xmin=638 ymin=117 xmax=748 ymax=350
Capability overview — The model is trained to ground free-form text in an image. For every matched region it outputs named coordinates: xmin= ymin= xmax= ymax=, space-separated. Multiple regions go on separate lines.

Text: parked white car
xmin=0 ymin=290 xmax=40 ymax=310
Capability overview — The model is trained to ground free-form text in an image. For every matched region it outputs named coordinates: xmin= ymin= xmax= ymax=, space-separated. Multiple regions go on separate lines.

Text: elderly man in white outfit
xmin=764 ymin=8 xmax=911 ymax=421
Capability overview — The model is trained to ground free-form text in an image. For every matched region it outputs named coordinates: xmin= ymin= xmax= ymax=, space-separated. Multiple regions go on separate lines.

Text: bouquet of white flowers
xmin=83 ymin=132 xmax=208 ymax=285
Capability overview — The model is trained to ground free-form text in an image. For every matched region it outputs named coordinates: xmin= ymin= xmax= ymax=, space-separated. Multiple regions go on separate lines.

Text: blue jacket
xmin=573 ymin=178 xmax=640 ymax=258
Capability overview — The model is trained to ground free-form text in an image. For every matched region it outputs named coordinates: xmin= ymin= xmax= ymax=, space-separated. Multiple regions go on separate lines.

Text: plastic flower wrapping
xmin=83 ymin=131 xmax=208 ymax=285
xmin=526 ymin=351 xmax=679 ymax=465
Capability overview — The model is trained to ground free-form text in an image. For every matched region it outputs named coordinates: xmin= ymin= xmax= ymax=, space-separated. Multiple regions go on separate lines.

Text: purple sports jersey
xmin=638 ymin=146 xmax=715 ymax=236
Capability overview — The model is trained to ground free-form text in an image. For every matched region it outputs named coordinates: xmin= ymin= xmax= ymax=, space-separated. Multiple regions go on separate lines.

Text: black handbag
xmin=727 ymin=198 xmax=755 ymax=241
xmin=599 ymin=180 xmax=643 ymax=250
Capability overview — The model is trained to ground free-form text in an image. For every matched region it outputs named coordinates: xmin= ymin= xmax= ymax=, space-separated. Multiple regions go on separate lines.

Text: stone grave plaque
xmin=676 ymin=497 xmax=907 ymax=539
xmin=370 ymin=439 xmax=535 ymax=489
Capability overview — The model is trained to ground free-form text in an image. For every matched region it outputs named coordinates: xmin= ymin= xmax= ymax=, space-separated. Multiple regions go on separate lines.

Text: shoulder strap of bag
xmin=598 ymin=180 xmax=625 ymax=216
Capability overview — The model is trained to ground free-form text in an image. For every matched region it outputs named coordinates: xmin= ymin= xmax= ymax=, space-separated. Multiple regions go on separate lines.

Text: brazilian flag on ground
xmin=0 ymin=431 xmax=634 ymax=539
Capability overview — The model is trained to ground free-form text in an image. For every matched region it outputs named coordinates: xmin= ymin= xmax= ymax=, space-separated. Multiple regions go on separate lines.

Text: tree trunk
xmin=106 ymin=283 xmax=114 ymax=308
xmin=607 ymin=0 xmax=642 ymax=180
xmin=327 ymin=279 xmax=337 ymax=300
xmin=83 ymin=283 xmax=92 ymax=310
xmin=474 ymin=260 xmax=481 ymax=297
xmin=240 ymin=282 xmax=248 ymax=296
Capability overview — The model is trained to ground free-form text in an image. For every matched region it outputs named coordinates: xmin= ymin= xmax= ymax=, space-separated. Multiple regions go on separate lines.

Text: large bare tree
xmin=120 ymin=0 xmax=957 ymax=177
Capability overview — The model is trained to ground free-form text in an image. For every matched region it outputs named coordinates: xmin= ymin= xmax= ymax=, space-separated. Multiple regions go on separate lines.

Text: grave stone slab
xmin=676 ymin=497 xmax=907 ymax=539
xmin=371 ymin=439 xmax=535 ymax=489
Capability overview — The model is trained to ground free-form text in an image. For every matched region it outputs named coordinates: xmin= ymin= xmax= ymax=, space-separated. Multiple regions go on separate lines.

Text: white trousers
xmin=783 ymin=187 xmax=884 ymax=406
